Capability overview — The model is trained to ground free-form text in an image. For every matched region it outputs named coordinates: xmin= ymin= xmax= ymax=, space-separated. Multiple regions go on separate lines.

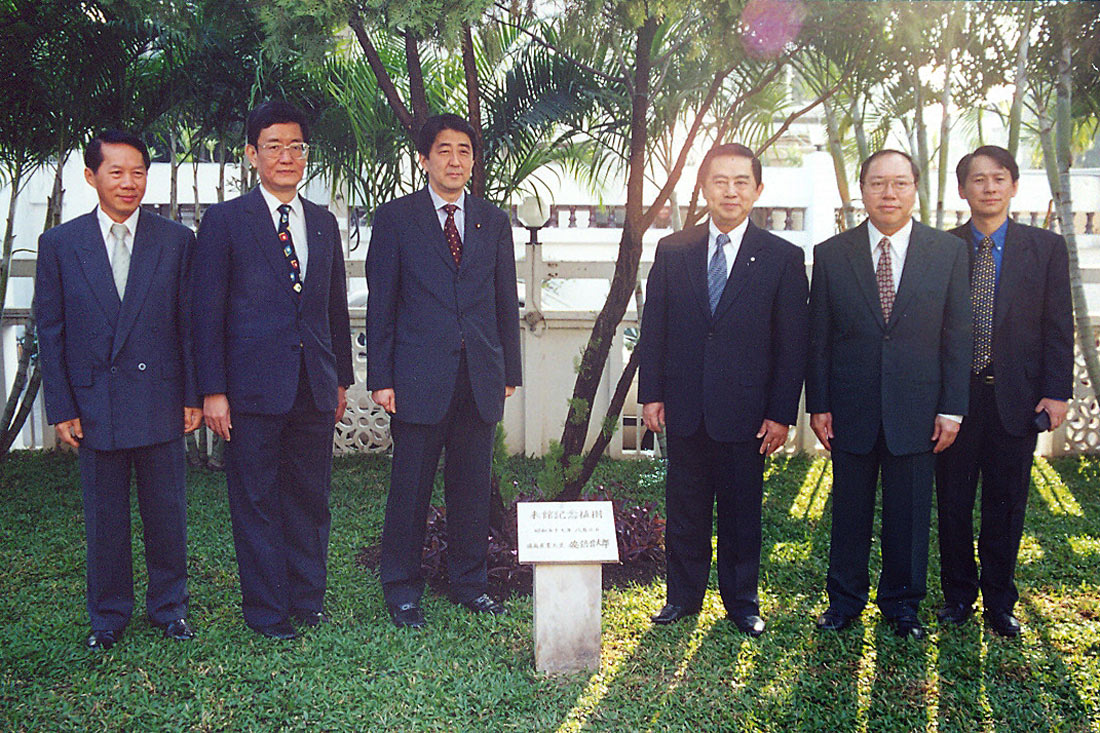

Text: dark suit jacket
xmin=35 ymin=208 xmax=199 ymax=451
xmin=365 ymin=188 xmax=522 ymax=425
xmin=949 ymin=219 xmax=1073 ymax=436
xmin=637 ymin=220 xmax=809 ymax=442
xmin=192 ymin=187 xmax=354 ymax=413
xmin=806 ymin=219 xmax=972 ymax=456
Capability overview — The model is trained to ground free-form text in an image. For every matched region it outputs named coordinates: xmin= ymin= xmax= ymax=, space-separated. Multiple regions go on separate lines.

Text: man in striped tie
xmin=807 ymin=150 xmax=972 ymax=639
xmin=638 ymin=143 xmax=809 ymax=636
xmin=935 ymin=146 xmax=1073 ymax=637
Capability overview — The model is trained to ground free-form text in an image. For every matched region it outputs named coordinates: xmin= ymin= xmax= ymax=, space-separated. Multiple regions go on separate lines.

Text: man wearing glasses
xmin=192 ymin=100 xmax=354 ymax=640
xmin=807 ymin=149 xmax=972 ymax=639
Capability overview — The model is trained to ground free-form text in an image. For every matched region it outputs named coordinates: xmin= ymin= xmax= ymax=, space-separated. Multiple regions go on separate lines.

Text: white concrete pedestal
xmin=533 ymin=563 xmax=602 ymax=674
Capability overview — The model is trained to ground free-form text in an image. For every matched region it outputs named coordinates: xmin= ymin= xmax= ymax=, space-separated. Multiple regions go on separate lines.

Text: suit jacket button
xmin=883 ymin=334 xmax=891 ymax=341
xmin=138 ymin=362 xmax=147 ymax=371
xmin=110 ymin=366 xmax=118 ymax=374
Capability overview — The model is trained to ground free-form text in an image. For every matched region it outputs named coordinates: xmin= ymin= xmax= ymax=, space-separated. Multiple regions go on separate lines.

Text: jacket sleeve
xmin=365 ymin=204 xmax=398 ymax=391
xmin=938 ymin=237 xmax=973 ymax=415
xmin=327 ymin=211 xmax=355 ymax=388
xmin=33 ymin=231 xmax=79 ymax=424
xmin=191 ymin=204 xmax=230 ymax=396
xmin=1042 ymin=234 xmax=1074 ymax=401
xmin=177 ymin=226 xmax=200 ymax=408
xmin=636 ymin=244 xmax=669 ymax=405
xmin=766 ymin=246 xmax=809 ymax=425
xmin=495 ymin=211 xmax=522 ymax=387
xmin=804 ymin=245 xmax=831 ymax=414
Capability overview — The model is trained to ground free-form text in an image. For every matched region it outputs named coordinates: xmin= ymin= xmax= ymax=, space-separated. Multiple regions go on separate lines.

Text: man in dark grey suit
xmin=367 ymin=114 xmax=522 ymax=628
xmin=807 ymin=149 xmax=972 ymax=639
xmin=936 ymin=145 xmax=1073 ymax=637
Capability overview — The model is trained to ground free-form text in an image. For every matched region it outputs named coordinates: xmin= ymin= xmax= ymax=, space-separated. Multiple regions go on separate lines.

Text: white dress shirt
xmin=428 ymin=186 xmax=466 ymax=241
xmin=96 ymin=206 xmax=140 ymax=268
xmin=259 ymin=185 xmax=308 ymax=280
xmin=709 ymin=216 xmax=750 ymax=279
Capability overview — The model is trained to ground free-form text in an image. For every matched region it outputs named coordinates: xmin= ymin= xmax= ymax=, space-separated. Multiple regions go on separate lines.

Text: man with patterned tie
xmin=192 ymin=101 xmax=354 ymax=640
xmin=36 ymin=130 xmax=202 ymax=650
xmin=807 ymin=149 xmax=972 ymax=639
xmin=367 ymin=114 xmax=522 ymax=628
xmin=637 ymin=143 xmax=809 ymax=636
xmin=935 ymin=146 xmax=1073 ymax=637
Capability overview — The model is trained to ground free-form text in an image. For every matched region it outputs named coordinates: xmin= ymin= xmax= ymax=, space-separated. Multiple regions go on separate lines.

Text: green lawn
xmin=0 ymin=449 xmax=1097 ymax=732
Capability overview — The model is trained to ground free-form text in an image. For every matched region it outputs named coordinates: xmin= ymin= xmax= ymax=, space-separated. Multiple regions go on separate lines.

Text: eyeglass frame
xmin=862 ymin=177 xmax=915 ymax=194
xmin=255 ymin=142 xmax=310 ymax=160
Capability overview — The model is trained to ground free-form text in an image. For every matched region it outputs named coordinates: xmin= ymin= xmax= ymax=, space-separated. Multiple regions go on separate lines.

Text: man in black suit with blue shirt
xmin=637 ymin=143 xmax=809 ymax=637
xmin=935 ymin=145 xmax=1073 ymax=637
xmin=36 ymin=130 xmax=202 ymax=650
xmin=367 ymin=114 xmax=522 ymax=628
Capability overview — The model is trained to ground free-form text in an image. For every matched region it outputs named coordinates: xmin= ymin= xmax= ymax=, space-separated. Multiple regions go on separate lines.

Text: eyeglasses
xmin=864 ymin=178 xmax=914 ymax=194
xmin=257 ymin=142 xmax=310 ymax=160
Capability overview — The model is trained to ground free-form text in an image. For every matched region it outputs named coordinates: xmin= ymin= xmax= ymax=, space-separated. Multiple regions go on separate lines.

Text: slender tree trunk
xmin=461 ymin=25 xmax=486 ymax=199
xmin=404 ymin=32 xmax=429 ymax=133
xmin=823 ymin=97 xmax=855 ymax=230
xmin=217 ymin=139 xmax=226 ymax=203
xmin=1007 ymin=4 xmax=1032 ymax=159
xmin=45 ymin=151 xmax=67 ymax=231
xmin=192 ymin=157 xmax=202 ymax=227
xmin=0 ymin=160 xmax=25 ymax=323
xmin=851 ymin=96 xmax=869 ymax=163
xmin=904 ymin=66 xmax=931 ymax=224
xmin=170 ymin=129 xmax=179 ymax=222
xmin=935 ymin=43 xmax=954 ymax=229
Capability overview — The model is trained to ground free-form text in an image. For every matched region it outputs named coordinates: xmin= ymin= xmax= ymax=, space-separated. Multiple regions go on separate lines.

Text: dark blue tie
xmin=708 ymin=233 xmax=730 ymax=314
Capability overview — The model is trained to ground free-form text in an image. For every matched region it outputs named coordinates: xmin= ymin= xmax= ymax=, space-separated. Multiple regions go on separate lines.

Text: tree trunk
xmin=1007 ymin=4 xmax=1031 ymax=159
xmin=851 ymin=97 xmax=869 ymax=163
xmin=0 ymin=316 xmax=39 ymax=458
xmin=45 ymin=151 xmax=67 ymax=231
xmin=461 ymin=25 xmax=486 ymax=199
xmin=404 ymin=31 xmax=429 ymax=134
xmin=192 ymin=157 xmax=202 ymax=227
xmin=217 ymin=139 xmax=226 ymax=203
xmin=823 ymin=97 xmax=855 ymax=230
xmin=935 ymin=40 xmax=954 ymax=229
xmin=904 ymin=66 xmax=931 ymax=224
xmin=170 ymin=129 xmax=179 ymax=222
xmin=0 ymin=160 xmax=25 ymax=324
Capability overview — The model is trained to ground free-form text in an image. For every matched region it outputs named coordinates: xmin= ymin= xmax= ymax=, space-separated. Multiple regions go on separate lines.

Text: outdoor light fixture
xmin=517 ymin=195 xmax=552 ymax=244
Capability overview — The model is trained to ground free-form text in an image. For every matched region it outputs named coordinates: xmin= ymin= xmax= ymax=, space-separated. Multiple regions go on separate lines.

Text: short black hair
xmin=956 ymin=145 xmax=1019 ymax=186
xmin=84 ymin=130 xmax=150 ymax=172
xmin=246 ymin=100 xmax=310 ymax=148
xmin=698 ymin=143 xmax=763 ymax=187
xmin=858 ymin=149 xmax=920 ymax=185
xmin=417 ymin=114 xmax=478 ymax=158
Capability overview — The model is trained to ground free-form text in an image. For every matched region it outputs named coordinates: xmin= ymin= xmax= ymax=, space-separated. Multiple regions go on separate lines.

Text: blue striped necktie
xmin=708 ymin=233 xmax=729 ymax=314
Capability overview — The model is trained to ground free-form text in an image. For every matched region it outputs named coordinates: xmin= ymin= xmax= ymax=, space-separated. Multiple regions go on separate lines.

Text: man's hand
xmin=757 ymin=419 xmax=789 ymax=456
xmin=204 ymin=394 xmax=232 ymax=441
xmin=810 ymin=412 xmax=833 ymax=452
xmin=505 ymin=385 xmax=516 ymax=398
xmin=931 ymin=415 xmax=961 ymax=453
xmin=335 ymin=386 xmax=347 ymax=424
xmin=642 ymin=402 xmax=665 ymax=434
xmin=371 ymin=388 xmax=396 ymax=414
xmin=55 ymin=418 xmax=82 ymax=448
xmin=1036 ymin=398 xmax=1068 ymax=431
xmin=184 ymin=407 xmax=203 ymax=434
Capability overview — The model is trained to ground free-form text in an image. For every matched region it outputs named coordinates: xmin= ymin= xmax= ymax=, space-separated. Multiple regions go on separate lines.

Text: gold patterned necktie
xmin=875 ymin=237 xmax=895 ymax=322
xmin=971 ymin=236 xmax=996 ymax=372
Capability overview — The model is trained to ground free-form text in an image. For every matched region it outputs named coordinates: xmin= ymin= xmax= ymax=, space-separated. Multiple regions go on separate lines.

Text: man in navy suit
xmin=935 ymin=146 xmax=1073 ymax=637
xmin=637 ymin=143 xmax=809 ymax=636
xmin=192 ymin=101 xmax=354 ymax=640
xmin=36 ymin=130 xmax=201 ymax=650
xmin=367 ymin=114 xmax=522 ymax=628
xmin=808 ymin=150 xmax=972 ymax=639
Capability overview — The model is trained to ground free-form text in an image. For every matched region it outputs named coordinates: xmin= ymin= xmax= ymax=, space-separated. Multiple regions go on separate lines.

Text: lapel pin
xmin=749 ymin=256 xmax=756 ymax=263
xmin=476 ymin=223 xmax=482 ymax=229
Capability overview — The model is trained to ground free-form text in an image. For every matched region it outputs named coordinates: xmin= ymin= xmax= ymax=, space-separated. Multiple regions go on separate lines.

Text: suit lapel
xmin=841 ymin=221 xmax=885 ymax=329
xmin=73 ymin=210 xmax=121 ymax=326
xmin=245 ymin=187 xmax=299 ymax=304
xmin=678 ymin=223 xmax=710 ymax=319
xmin=412 ymin=188 xmax=458 ymax=272
xmin=299 ymin=199 xmax=332 ymax=306
xmin=461 ymin=196 xmax=484 ymax=272
xmin=995 ymin=219 xmax=1029 ymax=329
xmin=890 ymin=221 xmax=933 ymax=326
xmin=111 ymin=210 xmax=164 ymax=359
xmin=713 ymin=222 xmax=765 ymax=322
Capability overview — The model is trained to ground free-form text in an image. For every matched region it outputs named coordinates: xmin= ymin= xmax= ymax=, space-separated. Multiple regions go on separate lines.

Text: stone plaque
xmin=517 ymin=501 xmax=619 ymax=564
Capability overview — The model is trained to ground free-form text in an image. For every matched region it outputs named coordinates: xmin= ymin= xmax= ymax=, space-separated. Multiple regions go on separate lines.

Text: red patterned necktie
xmin=971 ymin=236 xmax=996 ymax=372
xmin=875 ymin=237 xmax=895 ymax=322
xmin=443 ymin=203 xmax=462 ymax=266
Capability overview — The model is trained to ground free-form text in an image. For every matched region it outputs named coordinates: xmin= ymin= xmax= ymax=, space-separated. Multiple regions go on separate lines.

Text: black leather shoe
xmin=652 ymin=604 xmax=701 ymax=625
xmin=815 ymin=610 xmax=854 ymax=632
xmin=161 ymin=618 xmax=196 ymax=641
xmin=86 ymin=630 xmax=118 ymax=651
xmin=731 ymin=614 xmax=766 ymax=637
xmin=293 ymin=611 xmax=331 ymax=628
xmin=887 ymin=614 xmax=926 ymax=640
xmin=936 ymin=603 xmax=974 ymax=626
xmin=251 ymin=620 xmax=298 ymax=640
xmin=984 ymin=610 xmax=1022 ymax=638
xmin=460 ymin=594 xmax=507 ymax=616
xmin=389 ymin=602 xmax=426 ymax=629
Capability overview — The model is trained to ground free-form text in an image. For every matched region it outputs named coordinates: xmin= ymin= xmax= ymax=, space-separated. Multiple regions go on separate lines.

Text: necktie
xmin=708 ymin=233 xmax=729 ymax=314
xmin=110 ymin=222 xmax=130 ymax=300
xmin=277 ymin=204 xmax=303 ymax=298
xmin=875 ymin=237 xmax=895 ymax=322
xmin=971 ymin=236 xmax=996 ymax=372
xmin=443 ymin=204 xmax=462 ymax=266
